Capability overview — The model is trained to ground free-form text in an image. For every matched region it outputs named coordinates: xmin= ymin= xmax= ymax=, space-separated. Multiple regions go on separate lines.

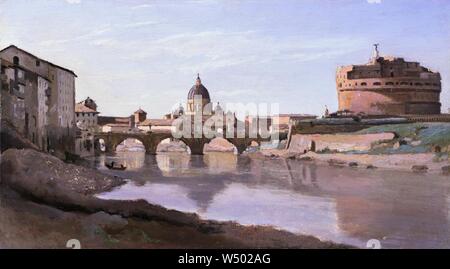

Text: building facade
xmin=336 ymin=45 xmax=442 ymax=115
xmin=75 ymin=97 xmax=99 ymax=132
xmin=74 ymin=97 xmax=99 ymax=157
xmin=1 ymin=45 xmax=77 ymax=157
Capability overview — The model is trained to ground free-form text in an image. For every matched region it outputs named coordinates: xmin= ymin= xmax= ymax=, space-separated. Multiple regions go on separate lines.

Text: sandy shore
xmin=0 ymin=148 xmax=349 ymax=249
xmin=252 ymin=149 xmax=450 ymax=174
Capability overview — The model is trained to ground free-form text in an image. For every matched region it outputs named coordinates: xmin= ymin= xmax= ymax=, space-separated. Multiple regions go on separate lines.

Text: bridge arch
xmin=155 ymin=138 xmax=190 ymax=154
xmin=115 ymin=138 xmax=145 ymax=152
xmin=204 ymin=137 xmax=237 ymax=154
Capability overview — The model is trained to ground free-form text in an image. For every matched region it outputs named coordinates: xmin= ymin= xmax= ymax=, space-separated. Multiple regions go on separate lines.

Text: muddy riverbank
xmin=257 ymin=149 xmax=449 ymax=174
xmin=0 ymin=148 xmax=349 ymax=248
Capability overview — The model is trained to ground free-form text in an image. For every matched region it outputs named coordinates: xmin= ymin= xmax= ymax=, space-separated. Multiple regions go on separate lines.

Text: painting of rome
xmin=1 ymin=0 xmax=450 ymax=256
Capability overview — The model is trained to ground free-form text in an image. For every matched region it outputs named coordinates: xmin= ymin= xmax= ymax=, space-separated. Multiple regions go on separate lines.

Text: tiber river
xmin=89 ymin=151 xmax=450 ymax=249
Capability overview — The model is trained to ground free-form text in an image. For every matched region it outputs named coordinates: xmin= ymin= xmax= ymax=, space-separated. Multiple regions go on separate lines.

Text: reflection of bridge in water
xmin=94 ymin=129 xmax=284 ymax=155
xmin=97 ymin=152 xmax=450 ymax=248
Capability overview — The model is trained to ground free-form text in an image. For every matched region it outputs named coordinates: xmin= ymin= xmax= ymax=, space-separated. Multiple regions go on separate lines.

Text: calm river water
xmin=90 ymin=151 xmax=450 ymax=249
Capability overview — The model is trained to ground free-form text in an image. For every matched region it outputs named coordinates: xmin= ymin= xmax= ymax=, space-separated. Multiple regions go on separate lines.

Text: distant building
xmin=75 ymin=97 xmax=99 ymax=132
xmin=186 ymin=74 xmax=212 ymax=115
xmin=246 ymin=114 xmax=317 ymax=134
xmin=336 ymin=44 xmax=442 ymax=115
xmin=164 ymin=103 xmax=184 ymax=120
xmin=74 ymin=97 xmax=99 ymax=157
xmin=98 ymin=115 xmax=135 ymax=133
xmin=273 ymin=114 xmax=317 ymax=129
xmin=137 ymin=119 xmax=175 ymax=132
xmin=133 ymin=108 xmax=147 ymax=125
xmin=1 ymin=45 xmax=77 ymax=157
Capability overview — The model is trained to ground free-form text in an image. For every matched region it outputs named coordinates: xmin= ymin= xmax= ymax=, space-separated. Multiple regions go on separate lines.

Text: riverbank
xmin=0 ymin=148 xmax=349 ymax=248
xmin=270 ymin=122 xmax=450 ymax=174
xmin=254 ymin=149 xmax=449 ymax=174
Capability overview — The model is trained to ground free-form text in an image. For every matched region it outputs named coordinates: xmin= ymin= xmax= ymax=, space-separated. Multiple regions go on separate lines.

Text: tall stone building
xmin=336 ymin=45 xmax=442 ymax=115
xmin=0 ymin=45 xmax=77 ymax=157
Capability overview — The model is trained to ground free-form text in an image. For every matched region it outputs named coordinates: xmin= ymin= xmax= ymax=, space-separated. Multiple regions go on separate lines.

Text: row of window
xmin=339 ymin=81 xmax=439 ymax=87
xmin=76 ymin=112 xmax=96 ymax=117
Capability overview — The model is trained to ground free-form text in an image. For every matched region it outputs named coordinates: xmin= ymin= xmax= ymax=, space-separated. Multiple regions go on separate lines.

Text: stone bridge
xmin=94 ymin=130 xmax=275 ymax=155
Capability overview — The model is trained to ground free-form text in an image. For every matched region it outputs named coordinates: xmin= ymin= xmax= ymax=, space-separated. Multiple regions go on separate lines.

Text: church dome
xmin=187 ymin=74 xmax=211 ymax=101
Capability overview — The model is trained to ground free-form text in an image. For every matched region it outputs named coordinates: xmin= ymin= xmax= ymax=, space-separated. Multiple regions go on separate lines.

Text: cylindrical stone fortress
xmin=336 ymin=45 xmax=441 ymax=115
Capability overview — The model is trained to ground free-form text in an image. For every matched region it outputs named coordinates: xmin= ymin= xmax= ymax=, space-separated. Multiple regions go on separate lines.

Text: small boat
xmin=105 ymin=161 xmax=127 ymax=170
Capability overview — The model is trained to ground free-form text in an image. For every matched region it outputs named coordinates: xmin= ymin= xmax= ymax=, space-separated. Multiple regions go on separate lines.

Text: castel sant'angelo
xmin=336 ymin=44 xmax=442 ymax=116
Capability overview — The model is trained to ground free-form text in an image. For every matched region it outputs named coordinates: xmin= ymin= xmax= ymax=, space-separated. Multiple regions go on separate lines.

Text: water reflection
xmin=156 ymin=153 xmax=191 ymax=176
xmin=94 ymin=152 xmax=450 ymax=248
xmin=204 ymin=153 xmax=238 ymax=174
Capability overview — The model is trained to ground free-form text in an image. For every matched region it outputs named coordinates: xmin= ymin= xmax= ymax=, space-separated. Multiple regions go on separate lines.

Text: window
xmin=386 ymin=82 xmax=394 ymax=85
xmin=373 ymin=82 xmax=381 ymax=86
xmin=361 ymin=82 xmax=367 ymax=86
xmin=36 ymin=60 xmax=40 ymax=67
xmin=13 ymin=56 xmax=19 ymax=65
xmin=17 ymin=69 xmax=24 ymax=79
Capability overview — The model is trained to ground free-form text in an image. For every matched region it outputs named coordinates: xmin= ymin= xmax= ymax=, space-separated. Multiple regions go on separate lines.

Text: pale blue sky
xmin=1 ymin=0 xmax=449 ymax=117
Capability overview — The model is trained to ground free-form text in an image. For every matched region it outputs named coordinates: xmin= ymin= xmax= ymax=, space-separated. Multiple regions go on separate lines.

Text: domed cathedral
xmin=336 ymin=44 xmax=442 ymax=115
xmin=186 ymin=73 xmax=213 ymax=115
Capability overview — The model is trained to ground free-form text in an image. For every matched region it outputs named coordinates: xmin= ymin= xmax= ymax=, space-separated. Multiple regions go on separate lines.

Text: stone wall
xmin=288 ymin=133 xmax=395 ymax=153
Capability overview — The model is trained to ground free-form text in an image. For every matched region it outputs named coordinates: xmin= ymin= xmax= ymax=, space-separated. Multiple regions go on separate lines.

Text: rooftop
xmin=138 ymin=119 xmax=174 ymax=126
xmin=0 ymin=45 xmax=77 ymax=77
xmin=134 ymin=108 xmax=147 ymax=114
xmin=75 ymin=103 xmax=98 ymax=113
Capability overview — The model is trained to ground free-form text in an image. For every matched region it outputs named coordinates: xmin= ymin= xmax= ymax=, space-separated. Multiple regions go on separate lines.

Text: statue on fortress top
xmin=373 ymin=43 xmax=380 ymax=59
xmin=324 ymin=105 xmax=329 ymax=118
